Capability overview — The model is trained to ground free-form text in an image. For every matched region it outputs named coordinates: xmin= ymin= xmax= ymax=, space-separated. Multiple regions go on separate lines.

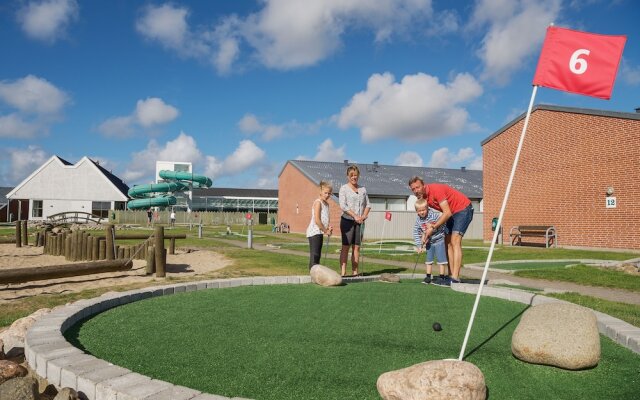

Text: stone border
xmin=25 ymin=275 xmax=639 ymax=400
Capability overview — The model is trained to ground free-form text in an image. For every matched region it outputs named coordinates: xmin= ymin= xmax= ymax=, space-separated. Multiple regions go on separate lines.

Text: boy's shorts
xmin=425 ymin=239 xmax=447 ymax=264
xmin=445 ymin=204 xmax=474 ymax=236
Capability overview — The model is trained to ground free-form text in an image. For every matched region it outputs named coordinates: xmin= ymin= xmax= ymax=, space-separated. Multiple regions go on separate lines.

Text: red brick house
xmin=482 ymin=104 xmax=640 ymax=250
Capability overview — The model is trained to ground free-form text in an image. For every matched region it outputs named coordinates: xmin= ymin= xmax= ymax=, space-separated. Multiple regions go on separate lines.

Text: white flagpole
xmin=458 ymin=85 xmax=539 ymax=361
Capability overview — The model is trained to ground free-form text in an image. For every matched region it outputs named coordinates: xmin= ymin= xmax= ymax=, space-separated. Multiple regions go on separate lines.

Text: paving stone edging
xmin=25 ymin=275 xmax=639 ymax=400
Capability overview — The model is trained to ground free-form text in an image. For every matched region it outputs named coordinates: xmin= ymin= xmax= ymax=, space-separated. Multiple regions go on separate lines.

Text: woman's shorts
xmin=340 ymin=217 xmax=362 ymax=246
xmin=445 ymin=204 xmax=474 ymax=236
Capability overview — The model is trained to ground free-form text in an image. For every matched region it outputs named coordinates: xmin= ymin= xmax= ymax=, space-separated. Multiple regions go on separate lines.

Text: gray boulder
xmin=0 ymin=308 xmax=51 ymax=357
xmin=310 ymin=264 xmax=342 ymax=287
xmin=377 ymin=359 xmax=486 ymax=400
xmin=0 ymin=375 xmax=39 ymax=400
xmin=512 ymin=302 xmax=600 ymax=370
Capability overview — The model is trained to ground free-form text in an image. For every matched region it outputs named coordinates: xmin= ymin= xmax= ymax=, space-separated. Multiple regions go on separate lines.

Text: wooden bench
xmin=509 ymin=225 xmax=557 ymax=248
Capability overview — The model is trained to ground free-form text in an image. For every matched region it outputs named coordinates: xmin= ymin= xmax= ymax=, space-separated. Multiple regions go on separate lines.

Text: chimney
xmin=635 ymin=107 xmax=640 ymax=113
xmin=344 ymin=159 xmax=349 ymax=165
xmin=461 ymin=166 xmax=466 ymax=172
xmin=373 ymin=161 xmax=378 ymax=167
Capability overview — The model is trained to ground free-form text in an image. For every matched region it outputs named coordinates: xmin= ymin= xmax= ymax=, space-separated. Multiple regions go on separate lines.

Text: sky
xmin=0 ymin=0 xmax=639 ymax=190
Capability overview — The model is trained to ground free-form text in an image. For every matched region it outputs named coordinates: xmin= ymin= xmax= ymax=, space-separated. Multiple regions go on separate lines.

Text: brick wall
xmin=278 ymin=163 xmax=344 ymax=235
xmin=483 ymin=108 xmax=640 ymax=250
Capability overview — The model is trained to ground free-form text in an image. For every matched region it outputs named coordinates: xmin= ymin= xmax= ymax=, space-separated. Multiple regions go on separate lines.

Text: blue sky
xmin=1 ymin=0 xmax=638 ymax=189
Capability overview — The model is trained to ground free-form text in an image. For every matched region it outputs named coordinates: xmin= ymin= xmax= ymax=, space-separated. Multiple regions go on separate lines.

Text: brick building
xmin=482 ymin=104 xmax=640 ymax=250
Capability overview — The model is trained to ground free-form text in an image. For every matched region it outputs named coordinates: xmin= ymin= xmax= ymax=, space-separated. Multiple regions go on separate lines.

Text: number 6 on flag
xmin=533 ymin=26 xmax=626 ymax=100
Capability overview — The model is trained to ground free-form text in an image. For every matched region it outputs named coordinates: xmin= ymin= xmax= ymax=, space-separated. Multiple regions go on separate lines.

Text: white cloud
xmin=0 ymin=114 xmax=40 ymax=139
xmin=0 ymin=75 xmax=70 ymax=115
xmin=98 ymin=97 xmax=179 ymax=138
xmin=136 ymin=1 xmax=433 ymax=74
xmin=16 ymin=0 xmax=79 ymax=43
xmin=314 ymin=139 xmax=346 ymax=161
xmin=425 ymin=9 xmax=460 ymax=36
xmin=337 ymin=72 xmax=482 ymax=142
xmin=135 ymin=98 xmax=180 ymax=127
xmin=238 ymin=113 xmax=263 ymax=133
xmin=427 ymin=147 xmax=482 ymax=169
xmin=122 ymin=132 xmax=203 ymax=183
xmin=469 ymin=0 xmax=561 ymax=84
xmin=0 ymin=75 xmax=70 ymax=139
xmin=241 ymin=0 xmax=433 ymax=70
xmin=222 ymin=140 xmax=266 ymax=175
xmin=395 ymin=151 xmax=423 ymax=167
xmin=122 ymin=134 xmax=267 ymax=185
xmin=1 ymin=145 xmax=50 ymax=185
xmin=237 ymin=113 xmax=323 ymax=141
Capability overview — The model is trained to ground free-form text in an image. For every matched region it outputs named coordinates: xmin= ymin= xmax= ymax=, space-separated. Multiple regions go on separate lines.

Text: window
xmin=92 ymin=201 xmax=110 ymax=218
xmin=174 ymin=164 xmax=190 ymax=172
xmin=32 ymin=200 xmax=43 ymax=217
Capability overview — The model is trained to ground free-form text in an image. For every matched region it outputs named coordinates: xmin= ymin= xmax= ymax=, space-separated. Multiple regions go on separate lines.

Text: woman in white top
xmin=306 ymin=181 xmax=333 ymax=269
xmin=338 ymin=165 xmax=370 ymax=277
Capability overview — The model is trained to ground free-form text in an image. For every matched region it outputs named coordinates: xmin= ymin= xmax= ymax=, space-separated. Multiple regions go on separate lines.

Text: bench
xmin=509 ymin=225 xmax=557 ymax=248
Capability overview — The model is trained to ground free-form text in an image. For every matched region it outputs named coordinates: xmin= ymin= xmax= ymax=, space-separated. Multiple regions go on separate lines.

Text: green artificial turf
xmin=66 ymin=282 xmax=640 ymax=400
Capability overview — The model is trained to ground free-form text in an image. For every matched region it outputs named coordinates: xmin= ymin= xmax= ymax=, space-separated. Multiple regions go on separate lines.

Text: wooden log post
xmin=21 ymin=220 xmax=28 ymax=246
xmin=123 ymin=246 xmax=131 ymax=260
xmin=15 ymin=220 xmax=22 ymax=248
xmin=92 ymin=237 xmax=99 ymax=261
xmin=0 ymin=260 xmax=134 ymax=285
xmin=99 ymin=240 xmax=106 ymax=260
xmin=117 ymin=246 xmax=124 ymax=259
xmin=80 ymin=232 xmax=87 ymax=260
xmin=169 ymin=238 xmax=176 ymax=255
xmin=154 ymin=226 xmax=166 ymax=277
xmin=65 ymin=235 xmax=71 ymax=260
xmin=34 ymin=231 xmax=40 ymax=247
xmin=38 ymin=230 xmax=45 ymax=247
xmin=105 ymin=225 xmax=115 ymax=260
xmin=146 ymin=246 xmax=155 ymax=275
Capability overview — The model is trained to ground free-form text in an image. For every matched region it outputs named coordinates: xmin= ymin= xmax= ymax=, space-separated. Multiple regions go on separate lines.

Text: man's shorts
xmin=445 ymin=204 xmax=474 ymax=236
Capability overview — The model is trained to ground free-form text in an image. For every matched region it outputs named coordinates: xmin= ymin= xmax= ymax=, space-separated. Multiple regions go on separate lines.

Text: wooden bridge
xmin=47 ymin=211 xmax=105 ymax=224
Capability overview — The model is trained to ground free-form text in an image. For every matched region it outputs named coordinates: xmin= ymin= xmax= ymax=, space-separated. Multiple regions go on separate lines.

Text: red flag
xmin=385 ymin=211 xmax=392 ymax=221
xmin=533 ymin=26 xmax=626 ymax=100
xmin=246 ymin=213 xmax=252 ymax=220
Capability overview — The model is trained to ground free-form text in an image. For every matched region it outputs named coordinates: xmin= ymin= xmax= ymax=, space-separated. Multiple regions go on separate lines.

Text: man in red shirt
xmin=408 ymin=177 xmax=474 ymax=285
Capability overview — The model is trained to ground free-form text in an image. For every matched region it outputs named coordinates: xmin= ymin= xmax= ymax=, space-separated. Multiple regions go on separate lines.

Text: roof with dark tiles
xmin=282 ymin=160 xmax=483 ymax=199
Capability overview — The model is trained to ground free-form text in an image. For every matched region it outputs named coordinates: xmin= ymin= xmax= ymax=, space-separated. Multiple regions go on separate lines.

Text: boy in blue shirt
xmin=413 ymin=198 xmax=449 ymax=285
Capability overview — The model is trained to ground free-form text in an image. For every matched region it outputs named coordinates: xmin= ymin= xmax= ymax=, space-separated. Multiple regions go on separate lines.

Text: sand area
xmin=0 ymin=244 xmax=231 ymax=303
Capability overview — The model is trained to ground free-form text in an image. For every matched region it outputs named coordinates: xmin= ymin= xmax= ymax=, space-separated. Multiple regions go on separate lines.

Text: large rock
xmin=512 ymin=302 xmax=600 ymax=370
xmin=377 ymin=359 xmax=486 ymax=400
xmin=0 ymin=309 xmax=51 ymax=357
xmin=310 ymin=264 xmax=342 ymax=287
xmin=0 ymin=375 xmax=39 ymax=400
xmin=0 ymin=360 xmax=28 ymax=385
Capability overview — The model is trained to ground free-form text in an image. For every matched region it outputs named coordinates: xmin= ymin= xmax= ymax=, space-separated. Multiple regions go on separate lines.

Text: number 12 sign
xmin=606 ymin=197 xmax=617 ymax=209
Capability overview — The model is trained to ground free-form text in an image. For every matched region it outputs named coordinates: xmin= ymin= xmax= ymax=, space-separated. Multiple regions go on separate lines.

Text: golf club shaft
xmin=323 ymin=234 xmax=330 ymax=264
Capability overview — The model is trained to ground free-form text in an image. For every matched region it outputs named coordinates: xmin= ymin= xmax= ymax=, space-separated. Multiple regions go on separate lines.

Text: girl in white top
xmin=306 ymin=181 xmax=333 ymax=269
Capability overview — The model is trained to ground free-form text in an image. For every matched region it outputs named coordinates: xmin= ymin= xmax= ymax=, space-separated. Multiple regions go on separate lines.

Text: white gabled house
xmin=6 ymin=156 xmax=129 ymax=221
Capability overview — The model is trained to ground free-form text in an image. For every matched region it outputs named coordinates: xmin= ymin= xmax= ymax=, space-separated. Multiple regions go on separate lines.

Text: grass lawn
xmin=66 ymin=281 xmax=640 ymax=400
xmin=484 ymin=261 xmax=577 ymax=271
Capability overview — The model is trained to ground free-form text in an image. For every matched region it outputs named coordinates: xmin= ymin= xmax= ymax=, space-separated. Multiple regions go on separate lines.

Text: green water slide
xmin=127 ymin=170 xmax=212 ymax=210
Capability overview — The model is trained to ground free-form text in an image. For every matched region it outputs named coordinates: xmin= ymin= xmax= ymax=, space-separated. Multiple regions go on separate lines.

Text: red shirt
xmin=423 ymin=184 xmax=471 ymax=214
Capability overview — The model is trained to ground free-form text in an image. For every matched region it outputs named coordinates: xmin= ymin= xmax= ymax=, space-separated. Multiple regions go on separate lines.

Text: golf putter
xmin=411 ymin=241 xmax=426 ymax=278
xmin=323 ymin=234 xmax=331 ymax=265
xmin=358 ymin=222 xmax=365 ymax=277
